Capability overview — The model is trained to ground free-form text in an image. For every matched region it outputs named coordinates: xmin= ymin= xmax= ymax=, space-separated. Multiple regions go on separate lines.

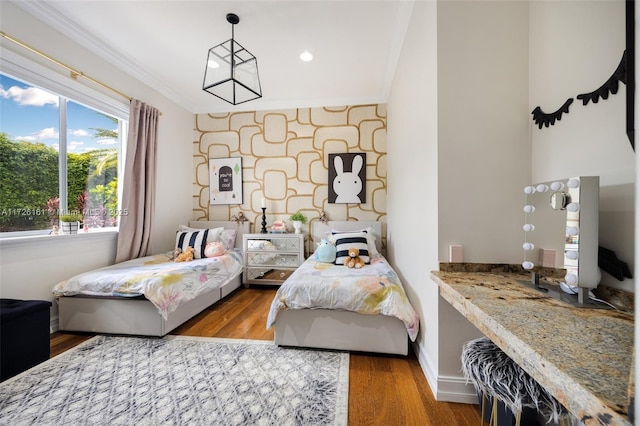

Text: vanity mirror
xmin=522 ymin=176 xmax=599 ymax=305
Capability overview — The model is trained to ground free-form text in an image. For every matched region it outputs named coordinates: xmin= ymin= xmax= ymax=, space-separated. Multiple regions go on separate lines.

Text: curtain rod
xmin=1 ymin=30 xmax=132 ymax=101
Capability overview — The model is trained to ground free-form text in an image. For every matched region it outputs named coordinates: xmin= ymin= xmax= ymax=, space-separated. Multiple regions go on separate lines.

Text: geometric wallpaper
xmin=193 ymin=103 xmax=387 ymax=248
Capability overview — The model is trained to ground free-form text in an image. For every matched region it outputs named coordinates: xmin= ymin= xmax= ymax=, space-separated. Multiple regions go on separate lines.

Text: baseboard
xmin=50 ymin=315 xmax=59 ymax=333
xmin=411 ymin=341 xmax=479 ymax=404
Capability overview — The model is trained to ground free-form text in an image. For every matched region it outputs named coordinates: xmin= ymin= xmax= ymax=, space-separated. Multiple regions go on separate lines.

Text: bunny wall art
xmin=328 ymin=153 xmax=366 ymax=203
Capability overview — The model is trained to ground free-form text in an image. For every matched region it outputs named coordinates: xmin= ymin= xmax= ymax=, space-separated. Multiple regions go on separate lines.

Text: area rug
xmin=0 ymin=335 xmax=349 ymax=426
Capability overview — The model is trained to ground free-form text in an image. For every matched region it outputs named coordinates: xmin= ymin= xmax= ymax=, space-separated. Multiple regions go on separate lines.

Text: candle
xmin=261 ymin=197 xmax=265 ymax=208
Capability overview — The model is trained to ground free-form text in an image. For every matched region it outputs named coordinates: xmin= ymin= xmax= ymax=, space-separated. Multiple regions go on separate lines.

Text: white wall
xmin=389 ymin=0 xmax=531 ymax=403
xmin=387 ymin=0 xmax=440 ymax=390
xmin=0 ymin=2 xmax=193 ymax=322
xmin=530 ymin=0 xmax=634 ymax=293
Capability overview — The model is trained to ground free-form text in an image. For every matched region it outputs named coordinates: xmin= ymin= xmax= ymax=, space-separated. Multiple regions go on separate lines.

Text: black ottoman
xmin=0 ymin=299 xmax=51 ymax=381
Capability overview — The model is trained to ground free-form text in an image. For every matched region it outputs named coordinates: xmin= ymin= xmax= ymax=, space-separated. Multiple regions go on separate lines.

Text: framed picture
xmin=328 ymin=153 xmax=366 ymax=204
xmin=209 ymin=157 xmax=243 ymax=205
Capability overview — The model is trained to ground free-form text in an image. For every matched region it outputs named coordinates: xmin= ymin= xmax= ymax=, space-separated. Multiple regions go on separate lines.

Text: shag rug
xmin=0 ymin=335 xmax=349 ymax=426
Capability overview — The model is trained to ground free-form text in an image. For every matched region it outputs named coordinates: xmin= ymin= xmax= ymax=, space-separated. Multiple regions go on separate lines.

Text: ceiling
xmin=14 ymin=1 xmax=415 ymax=114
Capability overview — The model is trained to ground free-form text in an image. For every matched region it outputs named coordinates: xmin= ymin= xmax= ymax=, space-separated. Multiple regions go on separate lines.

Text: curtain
xmin=115 ymin=99 xmax=159 ymax=263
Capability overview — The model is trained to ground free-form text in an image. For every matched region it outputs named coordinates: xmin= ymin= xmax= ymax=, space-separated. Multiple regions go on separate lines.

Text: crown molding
xmin=10 ymin=0 xmax=193 ymax=111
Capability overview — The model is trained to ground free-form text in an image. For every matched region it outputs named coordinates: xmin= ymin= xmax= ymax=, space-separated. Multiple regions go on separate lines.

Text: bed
xmin=53 ymin=221 xmax=249 ymax=337
xmin=267 ymin=221 xmax=419 ymax=356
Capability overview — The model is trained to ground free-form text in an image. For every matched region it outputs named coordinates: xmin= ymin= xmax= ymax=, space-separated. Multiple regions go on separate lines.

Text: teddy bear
xmin=345 ymin=247 xmax=365 ymax=269
xmin=175 ymin=246 xmax=195 ymax=262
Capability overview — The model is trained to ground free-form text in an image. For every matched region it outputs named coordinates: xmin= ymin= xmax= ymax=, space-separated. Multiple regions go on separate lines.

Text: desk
xmin=431 ymin=270 xmax=633 ymax=426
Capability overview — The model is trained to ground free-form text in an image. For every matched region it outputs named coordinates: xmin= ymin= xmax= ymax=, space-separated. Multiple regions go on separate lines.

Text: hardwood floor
xmin=50 ymin=287 xmax=482 ymax=425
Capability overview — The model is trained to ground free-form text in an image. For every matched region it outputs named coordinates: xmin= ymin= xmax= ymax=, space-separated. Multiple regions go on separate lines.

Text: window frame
xmin=0 ymin=48 xmax=129 ymax=238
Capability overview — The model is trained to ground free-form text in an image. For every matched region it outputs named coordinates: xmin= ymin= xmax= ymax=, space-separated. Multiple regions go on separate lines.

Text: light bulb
xmin=550 ymin=181 xmax=564 ymax=191
xmin=522 ymin=261 xmax=534 ymax=270
xmin=536 ymin=184 xmax=549 ymax=193
xmin=565 ymin=250 xmax=578 ymax=260
xmin=523 ymin=224 xmax=535 ymax=232
xmin=565 ymin=273 xmax=578 ymax=285
xmin=524 ymin=186 xmax=536 ymax=195
xmin=523 ymin=205 xmax=535 ymax=213
xmin=566 ymin=226 xmax=579 ymax=236
xmin=566 ymin=202 xmax=579 ymax=212
xmin=523 ymin=242 xmax=534 ymax=251
xmin=207 ymin=59 xmax=220 ymax=69
xmin=567 ymin=178 xmax=580 ymax=188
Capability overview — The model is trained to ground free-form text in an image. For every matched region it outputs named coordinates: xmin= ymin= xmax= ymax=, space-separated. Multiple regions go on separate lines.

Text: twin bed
xmin=53 ymin=220 xmax=418 ymax=356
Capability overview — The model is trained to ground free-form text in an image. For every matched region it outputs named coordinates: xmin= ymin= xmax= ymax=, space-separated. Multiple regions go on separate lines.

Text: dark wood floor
xmin=50 ymin=286 xmax=482 ymax=425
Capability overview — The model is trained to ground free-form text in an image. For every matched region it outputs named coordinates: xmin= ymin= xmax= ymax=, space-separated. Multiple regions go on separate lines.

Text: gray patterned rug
xmin=0 ymin=335 xmax=349 ymax=426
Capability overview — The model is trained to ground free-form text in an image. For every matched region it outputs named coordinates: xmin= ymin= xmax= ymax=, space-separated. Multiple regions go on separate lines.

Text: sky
xmin=0 ymin=73 xmax=118 ymax=153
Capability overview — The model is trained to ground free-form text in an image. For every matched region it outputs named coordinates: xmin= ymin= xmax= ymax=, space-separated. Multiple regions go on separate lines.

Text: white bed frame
xmin=273 ymin=221 xmax=409 ymax=356
xmin=57 ymin=221 xmax=250 ymax=337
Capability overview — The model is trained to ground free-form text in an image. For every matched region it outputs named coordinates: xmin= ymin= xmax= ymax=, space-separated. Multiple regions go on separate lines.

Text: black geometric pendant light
xmin=202 ymin=13 xmax=262 ymax=105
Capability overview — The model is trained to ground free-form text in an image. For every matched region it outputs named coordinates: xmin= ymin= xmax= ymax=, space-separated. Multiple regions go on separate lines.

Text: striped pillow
xmin=175 ymin=229 xmax=211 ymax=259
xmin=332 ymin=231 xmax=370 ymax=265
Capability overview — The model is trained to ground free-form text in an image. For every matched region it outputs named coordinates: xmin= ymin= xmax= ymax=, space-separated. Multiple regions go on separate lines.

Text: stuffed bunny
xmin=333 ymin=155 xmax=363 ymax=203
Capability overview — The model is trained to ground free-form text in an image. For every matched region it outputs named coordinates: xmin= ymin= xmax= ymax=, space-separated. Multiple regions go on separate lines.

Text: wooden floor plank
xmin=50 ymin=286 xmax=481 ymax=425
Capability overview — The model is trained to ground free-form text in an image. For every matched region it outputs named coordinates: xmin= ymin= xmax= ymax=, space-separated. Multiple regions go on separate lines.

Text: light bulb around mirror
xmin=566 ymin=226 xmax=579 ymax=236
xmin=567 ymin=178 xmax=580 ymax=188
xmin=550 ymin=181 xmax=564 ymax=191
xmin=522 ymin=242 xmax=534 ymax=251
xmin=565 ymin=250 xmax=578 ymax=260
xmin=523 ymin=186 xmax=536 ymax=194
xmin=536 ymin=184 xmax=549 ymax=193
xmin=566 ymin=202 xmax=579 ymax=212
xmin=522 ymin=261 xmax=534 ymax=270
xmin=523 ymin=224 xmax=535 ymax=232
xmin=523 ymin=205 xmax=535 ymax=213
xmin=565 ymin=273 xmax=578 ymax=285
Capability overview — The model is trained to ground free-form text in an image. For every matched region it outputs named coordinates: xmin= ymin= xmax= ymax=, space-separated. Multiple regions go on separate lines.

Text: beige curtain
xmin=115 ymin=99 xmax=159 ymax=263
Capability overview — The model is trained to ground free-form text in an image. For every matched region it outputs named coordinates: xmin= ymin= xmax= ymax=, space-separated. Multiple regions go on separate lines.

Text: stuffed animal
xmin=315 ymin=238 xmax=337 ymax=263
xmin=175 ymin=246 xmax=195 ymax=262
xmin=204 ymin=241 xmax=225 ymax=258
xmin=345 ymin=247 xmax=365 ymax=269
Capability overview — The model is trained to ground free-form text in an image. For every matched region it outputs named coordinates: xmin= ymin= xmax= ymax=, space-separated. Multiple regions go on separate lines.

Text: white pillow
xmin=178 ymin=225 xmax=224 ymax=243
xmin=331 ymin=231 xmax=370 ymax=265
xmin=175 ymin=226 xmax=225 ymax=259
xmin=331 ymin=226 xmax=379 ymax=257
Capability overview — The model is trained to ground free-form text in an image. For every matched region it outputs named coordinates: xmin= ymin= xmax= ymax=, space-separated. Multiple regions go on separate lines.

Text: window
xmin=0 ymin=72 xmax=127 ymax=235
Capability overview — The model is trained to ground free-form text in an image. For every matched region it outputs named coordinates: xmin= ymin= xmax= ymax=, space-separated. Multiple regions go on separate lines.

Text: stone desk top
xmin=431 ymin=270 xmax=634 ymax=426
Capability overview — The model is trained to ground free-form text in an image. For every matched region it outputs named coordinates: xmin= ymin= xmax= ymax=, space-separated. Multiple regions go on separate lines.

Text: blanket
xmin=267 ymin=255 xmax=419 ymax=341
xmin=52 ymin=250 xmax=243 ymax=318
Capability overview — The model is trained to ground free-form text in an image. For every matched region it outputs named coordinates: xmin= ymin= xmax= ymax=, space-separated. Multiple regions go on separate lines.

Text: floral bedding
xmin=52 ymin=250 xmax=243 ymax=319
xmin=266 ymin=254 xmax=419 ymax=341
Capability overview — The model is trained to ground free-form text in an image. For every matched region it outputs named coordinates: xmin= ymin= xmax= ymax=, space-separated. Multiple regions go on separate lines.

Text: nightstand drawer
xmin=246 ymin=252 xmax=300 ymax=267
xmin=246 ymin=237 xmax=301 ymax=252
xmin=245 ymin=267 xmax=295 ymax=283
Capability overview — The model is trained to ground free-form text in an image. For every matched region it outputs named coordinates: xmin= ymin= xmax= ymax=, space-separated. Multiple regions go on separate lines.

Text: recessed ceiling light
xmin=299 ymin=51 xmax=314 ymax=62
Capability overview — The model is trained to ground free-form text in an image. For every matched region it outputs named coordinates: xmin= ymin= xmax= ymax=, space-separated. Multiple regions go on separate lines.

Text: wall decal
xmin=531 ymin=98 xmax=573 ymax=129
xmin=209 ymin=157 xmax=243 ymax=205
xmin=328 ymin=153 xmax=366 ymax=204
xmin=576 ymin=50 xmax=626 ymax=105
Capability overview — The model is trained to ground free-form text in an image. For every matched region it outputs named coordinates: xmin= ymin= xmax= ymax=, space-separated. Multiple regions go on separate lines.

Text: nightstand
xmin=242 ymin=233 xmax=305 ymax=286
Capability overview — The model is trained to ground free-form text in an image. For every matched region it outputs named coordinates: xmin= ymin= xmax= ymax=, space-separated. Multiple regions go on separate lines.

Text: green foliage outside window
xmin=0 ymin=132 xmax=119 ymax=232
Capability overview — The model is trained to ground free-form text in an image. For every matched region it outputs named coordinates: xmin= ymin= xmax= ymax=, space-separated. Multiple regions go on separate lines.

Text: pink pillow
xmin=204 ymin=241 xmax=225 ymax=257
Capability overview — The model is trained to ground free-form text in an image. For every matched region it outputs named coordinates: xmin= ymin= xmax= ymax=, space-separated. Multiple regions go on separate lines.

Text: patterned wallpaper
xmin=193 ymin=104 xmax=387 ymax=240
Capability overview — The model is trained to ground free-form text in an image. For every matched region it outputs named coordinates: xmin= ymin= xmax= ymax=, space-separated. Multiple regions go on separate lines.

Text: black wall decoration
xmin=531 ymin=98 xmax=573 ymax=129
xmin=532 ymin=0 xmax=634 ymax=151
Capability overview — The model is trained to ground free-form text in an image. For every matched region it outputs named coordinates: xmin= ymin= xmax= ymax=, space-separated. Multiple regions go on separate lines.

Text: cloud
xmin=0 ymin=85 xmax=58 ymax=107
xmin=67 ymin=141 xmax=84 ymax=152
xmin=15 ymin=127 xmax=59 ymax=142
xmin=69 ymin=129 xmax=90 ymax=137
